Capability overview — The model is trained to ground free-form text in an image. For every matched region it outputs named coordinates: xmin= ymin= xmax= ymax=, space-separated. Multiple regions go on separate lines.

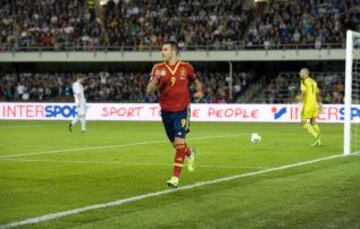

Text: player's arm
xmin=316 ymin=87 xmax=323 ymax=111
xmin=146 ymin=66 xmax=160 ymax=95
xmin=146 ymin=77 xmax=159 ymax=95
xmin=316 ymin=87 xmax=321 ymax=103
xmin=72 ymin=84 xmax=81 ymax=106
xmin=193 ymin=79 xmax=203 ymax=99
xmin=300 ymin=91 xmax=305 ymax=103
xmin=187 ymin=63 xmax=203 ymax=99
xmin=76 ymin=94 xmax=82 ymax=106
xmin=300 ymin=82 xmax=306 ymax=103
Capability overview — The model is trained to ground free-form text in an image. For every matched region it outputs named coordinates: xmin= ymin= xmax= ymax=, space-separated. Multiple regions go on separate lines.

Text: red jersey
xmin=150 ymin=61 xmax=197 ymax=112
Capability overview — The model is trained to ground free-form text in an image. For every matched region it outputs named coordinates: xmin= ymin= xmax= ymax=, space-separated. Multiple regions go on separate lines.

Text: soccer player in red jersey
xmin=147 ymin=41 xmax=203 ymax=188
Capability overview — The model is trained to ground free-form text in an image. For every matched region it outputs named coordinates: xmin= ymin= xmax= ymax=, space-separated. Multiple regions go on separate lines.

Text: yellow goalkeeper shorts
xmin=301 ymin=105 xmax=319 ymax=119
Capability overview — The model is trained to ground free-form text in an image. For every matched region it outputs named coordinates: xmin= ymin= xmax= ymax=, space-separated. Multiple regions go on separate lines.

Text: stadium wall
xmin=0 ymin=49 xmax=345 ymax=62
xmin=1 ymin=103 xmax=359 ymax=123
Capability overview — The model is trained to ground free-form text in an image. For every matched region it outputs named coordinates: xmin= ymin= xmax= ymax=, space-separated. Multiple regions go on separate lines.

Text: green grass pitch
xmin=0 ymin=121 xmax=359 ymax=228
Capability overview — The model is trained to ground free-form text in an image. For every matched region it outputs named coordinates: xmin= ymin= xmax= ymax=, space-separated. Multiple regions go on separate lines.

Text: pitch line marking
xmin=0 ymin=152 xmax=358 ymax=229
xmin=0 ymin=134 xmax=249 ymax=159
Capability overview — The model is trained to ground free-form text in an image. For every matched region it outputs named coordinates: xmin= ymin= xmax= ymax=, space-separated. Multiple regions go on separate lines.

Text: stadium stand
xmin=0 ymin=0 xmax=350 ymax=104
xmin=1 ymin=0 xmax=358 ymax=50
xmin=262 ymin=72 xmax=345 ymax=104
xmin=0 ymin=0 xmax=253 ymax=50
xmin=245 ymin=0 xmax=360 ymax=49
xmin=0 ymin=70 xmax=256 ymax=103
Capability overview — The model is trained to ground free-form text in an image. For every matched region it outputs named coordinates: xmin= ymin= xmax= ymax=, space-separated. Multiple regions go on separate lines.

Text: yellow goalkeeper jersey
xmin=301 ymin=77 xmax=319 ymax=108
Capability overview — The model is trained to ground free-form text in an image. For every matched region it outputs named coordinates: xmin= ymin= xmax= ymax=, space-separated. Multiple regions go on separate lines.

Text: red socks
xmin=173 ymin=143 xmax=186 ymax=177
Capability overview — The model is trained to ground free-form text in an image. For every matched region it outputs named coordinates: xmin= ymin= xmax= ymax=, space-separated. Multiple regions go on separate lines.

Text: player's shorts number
xmin=171 ymin=77 xmax=176 ymax=87
xmin=181 ymin=119 xmax=186 ymax=127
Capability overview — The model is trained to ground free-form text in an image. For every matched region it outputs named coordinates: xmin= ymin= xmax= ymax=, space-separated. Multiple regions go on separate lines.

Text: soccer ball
xmin=250 ymin=133 xmax=261 ymax=143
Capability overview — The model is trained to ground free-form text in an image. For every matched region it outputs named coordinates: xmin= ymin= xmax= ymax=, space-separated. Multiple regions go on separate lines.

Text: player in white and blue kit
xmin=69 ymin=74 xmax=87 ymax=132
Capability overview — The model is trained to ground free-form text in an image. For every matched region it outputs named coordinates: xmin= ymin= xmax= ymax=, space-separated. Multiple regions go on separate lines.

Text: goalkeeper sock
xmin=81 ymin=116 xmax=86 ymax=131
xmin=303 ymin=122 xmax=318 ymax=139
xmin=312 ymin=124 xmax=320 ymax=135
xmin=173 ymin=143 xmax=186 ymax=177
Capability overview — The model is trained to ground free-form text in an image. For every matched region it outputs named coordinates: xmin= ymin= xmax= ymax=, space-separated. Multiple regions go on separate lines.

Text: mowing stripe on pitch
xmin=0 ymin=158 xmax=268 ymax=170
xmin=0 ymin=134 xmax=249 ymax=159
xmin=0 ymin=125 xmax=40 ymax=129
xmin=0 ymin=152 xmax=358 ymax=229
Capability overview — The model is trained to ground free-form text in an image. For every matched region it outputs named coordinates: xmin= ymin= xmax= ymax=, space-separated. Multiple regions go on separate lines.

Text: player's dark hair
xmin=163 ymin=40 xmax=179 ymax=54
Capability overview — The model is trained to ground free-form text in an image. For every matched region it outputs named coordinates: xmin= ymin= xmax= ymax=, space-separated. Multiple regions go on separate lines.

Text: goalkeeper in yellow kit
xmin=299 ymin=68 xmax=322 ymax=146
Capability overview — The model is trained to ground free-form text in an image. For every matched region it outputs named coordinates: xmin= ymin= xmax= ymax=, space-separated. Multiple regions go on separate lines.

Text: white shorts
xmin=77 ymin=103 xmax=87 ymax=116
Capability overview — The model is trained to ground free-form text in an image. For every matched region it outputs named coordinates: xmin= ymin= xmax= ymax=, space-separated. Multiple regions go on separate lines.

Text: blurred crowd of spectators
xmin=246 ymin=0 xmax=360 ymax=49
xmin=0 ymin=70 xmax=346 ymax=104
xmin=103 ymin=0 xmax=252 ymax=49
xmin=0 ymin=0 xmax=253 ymax=50
xmin=0 ymin=70 xmax=256 ymax=103
xmin=2 ymin=0 xmax=358 ymax=50
xmin=0 ymin=0 xmax=99 ymax=50
xmin=0 ymin=71 xmax=148 ymax=102
xmin=264 ymin=72 xmax=344 ymax=104
xmin=197 ymin=70 xmax=256 ymax=103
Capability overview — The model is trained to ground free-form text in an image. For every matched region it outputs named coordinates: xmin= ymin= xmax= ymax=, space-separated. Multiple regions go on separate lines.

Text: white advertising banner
xmin=0 ymin=103 xmax=359 ymax=123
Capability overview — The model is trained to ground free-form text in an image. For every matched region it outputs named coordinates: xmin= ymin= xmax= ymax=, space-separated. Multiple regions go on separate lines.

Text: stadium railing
xmin=0 ymin=42 xmax=346 ymax=53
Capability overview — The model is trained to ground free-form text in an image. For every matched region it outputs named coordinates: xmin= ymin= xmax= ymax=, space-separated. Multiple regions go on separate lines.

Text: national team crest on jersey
xmin=155 ymin=69 xmax=166 ymax=77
